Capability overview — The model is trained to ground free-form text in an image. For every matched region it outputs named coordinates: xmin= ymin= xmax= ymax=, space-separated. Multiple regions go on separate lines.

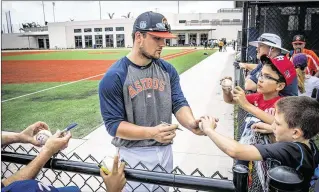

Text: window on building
xmin=84 ymin=28 xmax=92 ymax=32
xmin=105 ymin=35 xmax=114 ymax=47
xmin=95 ymin=35 xmax=103 ymax=48
xmin=74 ymin=36 xmax=82 ymax=48
xmin=116 ymin=27 xmax=124 ymax=31
xmin=201 ymin=20 xmax=210 ymax=24
xmin=105 ymin=27 xmax=113 ymax=31
xmin=190 ymin=20 xmax=199 ymax=23
xmin=179 ymin=20 xmax=186 ymax=23
xmin=74 ymin=29 xmax=81 ymax=33
xmin=116 ymin=34 xmax=125 ymax=47
xmin=84 ymin=35 xmax=92 ymax=48
xmin=94 ymin=28 xmax=102 ymax=32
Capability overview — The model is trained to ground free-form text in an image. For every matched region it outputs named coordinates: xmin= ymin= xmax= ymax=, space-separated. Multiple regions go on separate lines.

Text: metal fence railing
xmin=1 ymin=144 xmax=236 ymax=192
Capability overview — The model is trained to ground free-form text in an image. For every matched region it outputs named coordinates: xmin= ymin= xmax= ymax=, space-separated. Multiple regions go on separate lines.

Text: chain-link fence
xmin=1 ymin=144 xmax=235 ymax=192
xmin=235 ymin=1 xmax=319 ymax=140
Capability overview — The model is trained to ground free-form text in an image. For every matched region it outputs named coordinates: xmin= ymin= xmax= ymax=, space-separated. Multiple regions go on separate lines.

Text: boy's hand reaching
xmin=252 ymin=122 xmax=274 ymax=134
xmin=199 ymin=116 xmax=219 ymax=133
xmin=233 ymin=86 xmax=249 ymax=107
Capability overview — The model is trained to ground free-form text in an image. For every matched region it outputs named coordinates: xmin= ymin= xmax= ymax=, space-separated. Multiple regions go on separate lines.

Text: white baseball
xmin=35 ymin=130 xmax=52 ymax=145
xmin=221 ymin=79 xmax=233 ymax=88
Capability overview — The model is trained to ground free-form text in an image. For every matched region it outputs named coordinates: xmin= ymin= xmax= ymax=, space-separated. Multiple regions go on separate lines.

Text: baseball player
xmin=98 ymin=11 xmax=204 ymax=191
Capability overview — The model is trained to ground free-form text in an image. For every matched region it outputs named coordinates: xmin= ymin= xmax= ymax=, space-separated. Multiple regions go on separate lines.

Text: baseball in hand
xmin=35 ymin=130 xmax=52 ymax=145
xmin=221 ymin=79 xmax=233 ymax=89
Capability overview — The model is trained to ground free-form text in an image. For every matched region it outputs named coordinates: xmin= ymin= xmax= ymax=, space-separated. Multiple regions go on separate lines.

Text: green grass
xmin=1 ymin=49 xmax=216 ymax=138
xmin=2 ymin=81 xmax=101 ymax=138
xmin=168 ymin=49 xmax=216 ymax=74
xmin=2 ymin=49 xmax=183 ymax=61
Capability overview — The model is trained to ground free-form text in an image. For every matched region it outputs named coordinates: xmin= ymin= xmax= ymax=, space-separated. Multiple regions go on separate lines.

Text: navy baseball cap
xmin=133 ymin=11 xmax=176 ymax=39
xmin=292 ymin=35 xmax=306 ymax=44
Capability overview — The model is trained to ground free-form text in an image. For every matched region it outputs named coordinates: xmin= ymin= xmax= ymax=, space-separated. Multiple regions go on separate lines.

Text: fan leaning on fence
xmin=1 ymin=122 xmax=126 ymax=192
xmin=221 ymin=55 xmax=297 ymax=191
xmin=199 ymin=92 xmax=319 ymax=192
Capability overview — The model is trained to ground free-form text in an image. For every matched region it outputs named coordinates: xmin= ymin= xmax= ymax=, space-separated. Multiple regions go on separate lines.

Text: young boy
xmin=199 ymin=96 xmax=319 ymax=191
xmin=221 ymin=54 xmax=297 ymax=190
xmin=222 ymin=54 xmax=296 ymax=127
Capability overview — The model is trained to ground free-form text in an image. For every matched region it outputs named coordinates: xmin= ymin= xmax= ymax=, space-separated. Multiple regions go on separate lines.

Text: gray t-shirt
xmin=99 ymin=57 xmax=189 ymax=148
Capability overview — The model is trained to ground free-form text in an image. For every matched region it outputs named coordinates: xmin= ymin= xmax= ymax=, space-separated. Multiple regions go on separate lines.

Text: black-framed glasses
xmin=258 ymin=37 xmax=277 ymax=45
xmin=257 ymin=73 xmax=280 ymax=83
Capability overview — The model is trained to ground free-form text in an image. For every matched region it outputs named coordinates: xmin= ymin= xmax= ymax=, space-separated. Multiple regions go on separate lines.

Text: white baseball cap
xmin=249 ymin=33 xmax=289 ymax=53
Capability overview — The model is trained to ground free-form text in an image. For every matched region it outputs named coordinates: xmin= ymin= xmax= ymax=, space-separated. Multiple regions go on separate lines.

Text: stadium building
xmin=1 ymin=8 xmax=242 ymax=49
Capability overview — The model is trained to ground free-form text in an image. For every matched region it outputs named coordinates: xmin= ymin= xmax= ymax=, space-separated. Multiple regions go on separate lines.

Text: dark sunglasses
xmin=136 ymin=22 xmax=171 ymax=33
xmin=258 ymin=37 xmax=277 ymax=45
xmin=293 ymin=43 xmax=304 ymax=46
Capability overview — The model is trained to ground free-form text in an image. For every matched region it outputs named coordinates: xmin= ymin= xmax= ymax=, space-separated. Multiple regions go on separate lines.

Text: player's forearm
xmin=243 ymin=104 xmax=275 ymax=124
xmin=2 ymin=149 xmax=52 ymax=186
xmin=175 ymin=106 xmax=196 ymax=130
xmin=1 ymin=133 xmax=21 ymax=147
xmin=115 ymin=121 xmax=154 ymax=140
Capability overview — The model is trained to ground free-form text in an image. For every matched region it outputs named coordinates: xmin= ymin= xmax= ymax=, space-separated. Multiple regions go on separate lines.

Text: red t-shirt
xmin=246 ymin=93 xmax=282 ymax=116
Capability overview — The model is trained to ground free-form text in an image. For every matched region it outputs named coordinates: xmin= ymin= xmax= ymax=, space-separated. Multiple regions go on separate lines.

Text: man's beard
xmin=139 ymin=47 xmax=160 ymax=59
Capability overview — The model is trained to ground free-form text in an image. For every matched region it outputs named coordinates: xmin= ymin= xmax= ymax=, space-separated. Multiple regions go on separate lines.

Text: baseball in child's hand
xmin=221 ymin=78 xmax=233 ymax=91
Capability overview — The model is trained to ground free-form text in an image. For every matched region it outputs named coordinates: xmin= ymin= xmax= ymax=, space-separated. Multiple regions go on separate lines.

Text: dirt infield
xmin=2 ymin=60 xmax=116 ymax=84
xmin=2 ymin=51 xmax=60 ymax=57
xmin=2 ymin=49 xmax=197 ymax=84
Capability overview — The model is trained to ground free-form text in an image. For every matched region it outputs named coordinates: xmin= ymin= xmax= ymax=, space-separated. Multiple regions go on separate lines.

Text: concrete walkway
xmin=3 ymin=47 xmax=236 ymax=189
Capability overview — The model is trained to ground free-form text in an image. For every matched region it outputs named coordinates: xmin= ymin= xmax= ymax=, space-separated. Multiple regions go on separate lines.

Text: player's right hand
xmin=152 ymin=124 xmax=177 ymax=144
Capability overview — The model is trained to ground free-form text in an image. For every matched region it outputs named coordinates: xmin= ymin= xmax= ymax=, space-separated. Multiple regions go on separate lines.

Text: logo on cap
xmin=284 ymin=70 xmax=291 ymax=78
xmin=296 ymin=36 xmax=301 ymax=41
xmin=162 ymin=17 xmax=168 ymax=24
xmin=139 ymin=21 xmax=147 ymax=29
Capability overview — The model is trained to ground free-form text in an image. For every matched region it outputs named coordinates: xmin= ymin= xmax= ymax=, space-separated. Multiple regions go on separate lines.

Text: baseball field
xmin=2 ymin=48 xmax=216 ymax=138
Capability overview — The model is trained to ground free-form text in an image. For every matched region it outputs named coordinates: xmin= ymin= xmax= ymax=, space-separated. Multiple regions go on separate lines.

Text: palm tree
xmin=108 ymin=13 xmax=115 ymax=19
xmin=121 ymin=12 xmax=131 ymax=19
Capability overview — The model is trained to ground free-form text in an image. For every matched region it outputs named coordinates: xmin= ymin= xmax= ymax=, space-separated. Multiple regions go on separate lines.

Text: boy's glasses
xmin=258 ymin=73 xmax=280 ymax=83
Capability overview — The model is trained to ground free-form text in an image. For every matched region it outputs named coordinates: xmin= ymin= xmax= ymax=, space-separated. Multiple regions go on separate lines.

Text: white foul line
xmin=2 ymin=73 xmax=105 ymax=103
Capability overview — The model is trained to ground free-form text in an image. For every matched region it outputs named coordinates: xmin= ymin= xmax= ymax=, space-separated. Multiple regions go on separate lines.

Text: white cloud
xmin=1 ymin=1 xmax=234 ymax=33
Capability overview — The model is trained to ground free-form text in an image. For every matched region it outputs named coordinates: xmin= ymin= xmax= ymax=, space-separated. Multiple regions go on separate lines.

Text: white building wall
xmin=49 ymin=19 xmax=134 ymax=49
xmin=48 ymin=25 xmax=67 ymax=49
xmin=211 ymin=25 xmax=242 ymax=40
xmin=1 ymin=33 xmax=38 ymax=49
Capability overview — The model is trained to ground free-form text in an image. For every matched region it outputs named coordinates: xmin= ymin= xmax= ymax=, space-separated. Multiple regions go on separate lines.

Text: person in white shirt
xmin=293 ymin=53 xmax=319 ymax=97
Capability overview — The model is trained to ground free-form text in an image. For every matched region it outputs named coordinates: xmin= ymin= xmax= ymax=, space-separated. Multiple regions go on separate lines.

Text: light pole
xmin=52 ymin=2 xmax=56 ymax=22
xmin=99 ymin=1 xmax=102 ymax=20
xmin=42 ymin=1 xmax=46 ymax=25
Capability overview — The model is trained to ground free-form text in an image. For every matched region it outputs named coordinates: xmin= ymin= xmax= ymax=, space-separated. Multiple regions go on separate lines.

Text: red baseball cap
xmin=260 ymin=55 xmax=296 ymax=85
